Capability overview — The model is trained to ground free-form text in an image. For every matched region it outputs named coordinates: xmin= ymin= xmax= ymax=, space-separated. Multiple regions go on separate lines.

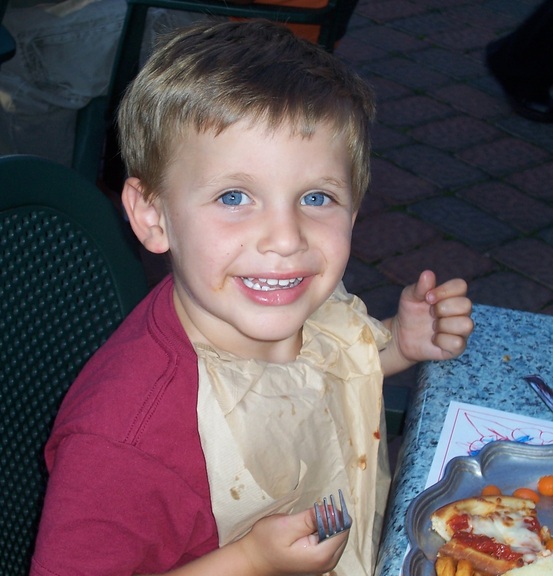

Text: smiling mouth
xmin=241 ymin=277 xmax=304 ymax=291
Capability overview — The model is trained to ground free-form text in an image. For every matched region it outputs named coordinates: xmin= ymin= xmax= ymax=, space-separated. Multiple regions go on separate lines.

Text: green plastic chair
xmin=73 ymin=0 xmax=360 ymax=185
xmin=0 ymin=0 xmax=15 ymax=65
xmin=0 ymin=155 xmax=149 ymax=575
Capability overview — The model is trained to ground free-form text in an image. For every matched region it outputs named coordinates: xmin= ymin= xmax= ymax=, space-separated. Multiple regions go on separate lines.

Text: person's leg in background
xmin=0 ymin=0 xmax=209 ymax=168
xmin=486 ymin=0 xmax=553 ymax=122
xmin=0 ymin=0 xmax=127 ymax=166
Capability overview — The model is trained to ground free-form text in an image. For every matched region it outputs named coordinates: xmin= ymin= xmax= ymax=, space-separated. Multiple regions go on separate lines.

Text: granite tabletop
xmin=375 ymin=303 xmax=553 ymax=576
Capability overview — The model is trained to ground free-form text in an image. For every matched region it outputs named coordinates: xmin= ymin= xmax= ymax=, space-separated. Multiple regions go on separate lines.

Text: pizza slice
xmin=430 ymin=495 xmax=552 ymax=576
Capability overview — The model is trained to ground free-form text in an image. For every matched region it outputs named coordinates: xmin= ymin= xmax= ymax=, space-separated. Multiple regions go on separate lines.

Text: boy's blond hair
xmin=118 ymin=19 xmax=375 ymax=210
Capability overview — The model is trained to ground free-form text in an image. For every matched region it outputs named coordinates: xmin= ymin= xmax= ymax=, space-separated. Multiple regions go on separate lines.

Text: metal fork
xmin=524 ymin=374 xmax=553 ymax=413
xmin=314 ymin=489 xmax=352 ymax=543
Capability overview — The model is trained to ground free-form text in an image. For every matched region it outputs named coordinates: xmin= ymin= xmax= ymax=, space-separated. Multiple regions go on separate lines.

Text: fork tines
xmin=314 ymin=488 xmax=352 ymax=543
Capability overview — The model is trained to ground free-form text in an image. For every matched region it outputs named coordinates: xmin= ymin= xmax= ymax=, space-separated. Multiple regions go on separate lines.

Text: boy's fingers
xmin=432 ymin=332 xmax=468 ymax=358
xmin=433 ymin=296 xmax=473 ymax=318
xmin=406 ymin=270 xmax=436 ymax=302
xmin=429 ymin=278 xmax=468 ymax=303
xmin=434 ymin=316 xmax=475 ymax=338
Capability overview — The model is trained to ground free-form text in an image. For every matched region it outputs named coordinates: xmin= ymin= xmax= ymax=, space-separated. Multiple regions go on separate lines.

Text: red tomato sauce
xmin=454 ymin=533 xmax=524 ymax=563
xmin=448 ymin=514 xmax=470 ymax=533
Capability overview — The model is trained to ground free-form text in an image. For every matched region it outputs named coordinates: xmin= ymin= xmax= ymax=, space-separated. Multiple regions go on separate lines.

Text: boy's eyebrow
xmin=205 ymin=173 xmax=350 ymax=190
xmin=316 ymin=176 xmax=350 ymax=189
xmin=205 ymin=172 xmax=256 ymax=187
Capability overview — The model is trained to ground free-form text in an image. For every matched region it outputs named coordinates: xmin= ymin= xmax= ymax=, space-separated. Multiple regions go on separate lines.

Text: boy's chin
xmin=233 ymin=321 xmax=304 ymax=360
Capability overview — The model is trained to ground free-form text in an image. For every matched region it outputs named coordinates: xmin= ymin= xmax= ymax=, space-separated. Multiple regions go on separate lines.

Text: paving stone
xmin=371 ymin=123 xmax=412 ymax=151
xmin=468 ymin=271 xmax=553 ymax=313
xmin=508 ymin=163 xmax=553 ymax=202
xmin=358 ymin=283 xmax=405 ymax=320
xmin=351 ymin=212 xmax=441 ymax=263
xmin=366 ymin=57 xmax=451 ymax=91
xmin=491 ymin=238 xmax=553 ymax=290
xmin=441 ymin=3 xmax=515 ymax=30
xmin=365 ymin=76 xmax=413 ymax=102
xmin=434 ymin=84 xmax=503 ymax=119
xmin=391 ymin=11 xmax=465 ymax=35
xmin=335 ymin=35 xmax=386 ymax=66
xmin=409 ymin=196 xmax=517 ymax=249
xmin=409 ymin=47 xmax=483 ymax=79
xmin=369 ymin=157 xmax=439 ymax=204
xmin=357 ymin=191 xmax=388 ymax=219
xmin=457 ymin=137 xmax=550 ymax=177
xmin=377 ymin=95 xmax=453 ymax=126
xmin=458 ymin=181 xmax=553 ymax=234
xmin=377 ymin=240 xmax=496 ymax=285
xmin=428 ymin=26 xmax=495 ymax=51
xmin=411 ymin=0 xmax=468 ymax=8
xmin=539 ymin=227 xmax=553 ymax=247
xmin=349 ymin=21 xmax=429 ymax=53
xmin=408 ymin=116 xmax=501 ymax=152
xmin=356 ymin=0 xmax=427 ymax=22
xmin=382 ymin=144 xmax=486 ymax=189
xmin=497 ymin=117 xmax=553 ymax=154
xmin=485 ymin=0 xmax=544 ymax=23
xmin=343 ymin=257 xmax=386 ymax=294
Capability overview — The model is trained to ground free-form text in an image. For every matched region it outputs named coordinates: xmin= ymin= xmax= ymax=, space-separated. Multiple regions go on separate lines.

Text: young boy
xmin=31 ymin=20 xmax=473 ymax=576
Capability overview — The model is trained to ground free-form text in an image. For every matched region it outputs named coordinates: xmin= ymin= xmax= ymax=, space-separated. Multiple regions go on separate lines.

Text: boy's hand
xmin=239 ymin=508 xmax=349 ymax=575
xmin=147 ymin=507 xmax=349 ymax=576
xmin=381 ymin=270 xmax=473 ymax=375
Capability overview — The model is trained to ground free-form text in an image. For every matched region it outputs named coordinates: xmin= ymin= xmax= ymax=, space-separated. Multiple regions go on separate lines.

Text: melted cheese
xmin=470 ymin=510 xmax=543 ymax=555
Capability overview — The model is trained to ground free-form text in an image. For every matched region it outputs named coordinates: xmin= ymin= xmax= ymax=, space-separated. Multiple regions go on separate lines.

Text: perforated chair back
xmin=0 ymin=155 xmax=149 ymax=575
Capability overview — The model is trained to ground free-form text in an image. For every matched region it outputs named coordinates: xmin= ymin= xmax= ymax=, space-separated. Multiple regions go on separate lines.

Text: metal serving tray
xmin=403 ymin=441 xmax=553 ymax=576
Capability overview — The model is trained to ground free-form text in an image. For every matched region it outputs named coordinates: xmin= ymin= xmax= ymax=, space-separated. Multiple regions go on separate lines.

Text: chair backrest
xmin=0 ymin=0 xmax=16 ymax=66
xmin=73 ymin=0 xmax=360 ymax=186
xmin=0 ymin=0 xmax=9 ymax=22
xmin=0 ymin=155 xmax=149 ymax=575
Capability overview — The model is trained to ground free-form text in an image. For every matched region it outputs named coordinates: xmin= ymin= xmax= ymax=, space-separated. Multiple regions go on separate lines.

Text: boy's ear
xmin=122 ymin=177 xmax=169 ymax=254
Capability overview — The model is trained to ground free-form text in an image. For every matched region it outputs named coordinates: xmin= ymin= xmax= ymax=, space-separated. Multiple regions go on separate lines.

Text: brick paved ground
xmin=333 ymin=0 xmax=553 ymax=461
xmin=338 ymin=0 xmax=553 ymax=322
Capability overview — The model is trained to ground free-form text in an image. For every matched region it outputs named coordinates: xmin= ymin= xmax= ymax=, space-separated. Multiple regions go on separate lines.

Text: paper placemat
xmin=425 ymin=400 xmax=553 ymax=488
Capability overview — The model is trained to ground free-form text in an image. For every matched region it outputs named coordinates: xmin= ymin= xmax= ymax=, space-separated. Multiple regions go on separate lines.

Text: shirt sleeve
xmin=31 ymin=433 xmax=218 ymax=576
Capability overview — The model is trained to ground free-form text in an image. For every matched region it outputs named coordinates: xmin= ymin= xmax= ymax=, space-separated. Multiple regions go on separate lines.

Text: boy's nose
xmin=256 ymin=208 xmax=308 ymax=257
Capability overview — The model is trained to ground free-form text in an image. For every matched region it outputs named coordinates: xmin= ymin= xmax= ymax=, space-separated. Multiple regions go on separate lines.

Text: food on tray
xmin=511 ymin=488 xmax=540 ymax=504
xmin=537 ymin=475 xmax=553 ymax=497
xmin=481 ymin=485 xmax=502 ymax=497
xmin=431 ymin=494 xmax=552 ymax=576
xmin=504 ymin=555 xmax=553 ymax=575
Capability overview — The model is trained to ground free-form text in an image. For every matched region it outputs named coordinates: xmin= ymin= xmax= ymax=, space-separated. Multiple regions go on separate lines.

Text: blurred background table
xmin=376 ymin=303 xmax=553 ymax=576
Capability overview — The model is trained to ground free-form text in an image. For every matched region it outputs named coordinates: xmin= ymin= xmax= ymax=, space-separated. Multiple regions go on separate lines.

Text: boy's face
xmin=150 ymin=120 xmax=356 ymax=362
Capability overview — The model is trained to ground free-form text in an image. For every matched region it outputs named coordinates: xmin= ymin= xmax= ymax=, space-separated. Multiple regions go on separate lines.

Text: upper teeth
xmin=242 ymin=277 xmax=303 ymax=291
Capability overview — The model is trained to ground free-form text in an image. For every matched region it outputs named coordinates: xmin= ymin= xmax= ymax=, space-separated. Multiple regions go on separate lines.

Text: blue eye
xmin=219 ymin=190 xmax=249 ymax=206
xmin=301 ymin=192 xmax=329 ymax=206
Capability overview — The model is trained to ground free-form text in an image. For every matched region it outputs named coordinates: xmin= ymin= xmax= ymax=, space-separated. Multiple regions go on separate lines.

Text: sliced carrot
xmin=537 ymin=475 xmax=553 ymax=497
xmin=481 ymin=485 xmax=502 ymax=496
xmin=512 ymin=487 xmax=540 ymax=503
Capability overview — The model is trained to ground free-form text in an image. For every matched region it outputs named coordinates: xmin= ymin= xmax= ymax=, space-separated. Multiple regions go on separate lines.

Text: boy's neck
xmin=173 ymin=288 xmax=302 ymax=363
